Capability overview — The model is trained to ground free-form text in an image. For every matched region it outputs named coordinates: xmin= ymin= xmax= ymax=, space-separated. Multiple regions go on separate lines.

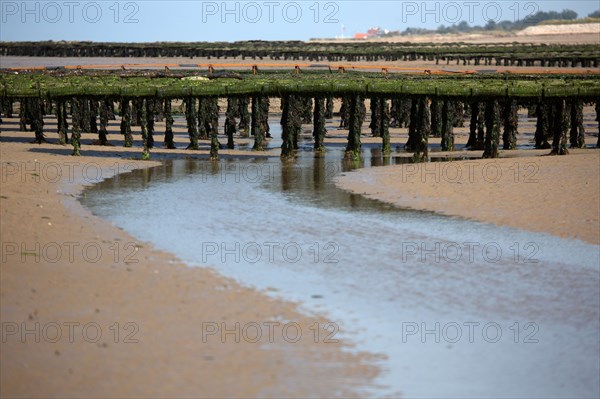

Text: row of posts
xmin=2 ymin=95 xmax=599 ymax=160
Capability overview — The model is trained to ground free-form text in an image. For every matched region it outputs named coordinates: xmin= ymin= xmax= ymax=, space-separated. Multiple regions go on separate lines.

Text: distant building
xmin=353 ymin=27 xmax=386 ymax=39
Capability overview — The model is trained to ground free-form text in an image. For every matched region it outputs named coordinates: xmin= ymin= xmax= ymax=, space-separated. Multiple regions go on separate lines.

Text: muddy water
xmin=82 ymin=124 xmax=600 ymax=398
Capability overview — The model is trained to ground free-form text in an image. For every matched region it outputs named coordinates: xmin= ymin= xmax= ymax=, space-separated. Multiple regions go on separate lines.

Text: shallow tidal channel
xmin=82 ymin=124 xmax=600 ymax=398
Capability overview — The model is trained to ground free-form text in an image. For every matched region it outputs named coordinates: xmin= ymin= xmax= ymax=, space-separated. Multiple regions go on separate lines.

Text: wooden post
xmin=98 ymin=99 xmax=109 ymax=145
xmin=381 ymin=97 xmax=391 ymax=155
xmin=430 ymin=97 xmax=442 ymax=138
xmin=163 ymin=98 xmax=176 ymax=149
xmin=252 ymin=95 xmax=265 ymax=151
xmin=502 ymin=99 xmax=518 ymax=150
xmin=569 ymin=99 xmax=585 ymax=148
xmin=413 ymin=96 xmax=430 ymax=162
xmin=369 ymin=96 xmax=381 ymax=137
xmin=57 ymin=99 xmax=68 ymax=145
xmin=550 ymin=98 xmax=569 ymax=155
xmin=405 ymin=98 xmax=418 ymax=152
xmin=145 ymin=97 xmax=155 ymax=149
xmin=71 ymin=98 xmax=81 ymax=156
xmin=140 ymin=98 xmax=150 ymax=160
xmin=120 ymin=98 xmax=133 ymax=147
xmin=482 ymin=99 xmax=500 ymax=159
xmin=441 ymin=99 xmax=454 ymax=152
xmin=313 ymin=96 xmax=326 ymax=152
xmin=596 ymin=100 xmax=600 ymax=148
xmin=30 ymin=97 xmax=46 ymax=144
xmin=185 ymin=96 xmax=199 ymax=150
xmin=534 ymin=101 xmax=550 ymax=149
xmin=225 ymin=97 xmax=237 ymax=149
xmin=281 ymin=95 xmax=294 ymax=158
xmin=345 ymin=94 xmax=362 ymax=160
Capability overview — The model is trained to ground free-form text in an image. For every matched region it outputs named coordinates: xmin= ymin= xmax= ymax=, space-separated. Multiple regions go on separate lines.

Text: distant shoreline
xmin=311 ymin=23 xmax=600 ymax=44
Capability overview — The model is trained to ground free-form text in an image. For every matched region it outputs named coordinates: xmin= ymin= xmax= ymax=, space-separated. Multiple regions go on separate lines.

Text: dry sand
xmin=516 ymin=23 xmax=600 ymax=37
xmin=315 ymin=24 xmax=600 ymax=45
xmin=337 ymin=152 xmax=600 ymax=245
xmin=0 ymin=137 xmax=380 ymax=397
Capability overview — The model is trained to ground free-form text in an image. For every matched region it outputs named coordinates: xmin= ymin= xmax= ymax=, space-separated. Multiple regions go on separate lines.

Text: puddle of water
xmin=82 ymin=123 xmax=600 ymax=398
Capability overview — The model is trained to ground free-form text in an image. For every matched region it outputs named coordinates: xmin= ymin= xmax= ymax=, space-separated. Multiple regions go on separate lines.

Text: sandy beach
xmin=2 ymin=25 xmax=599 ymax=394
xmin=337 ymin=152 xmax=600 ymax=245
xmin=0 ymin=138 xmax=379 ymax=398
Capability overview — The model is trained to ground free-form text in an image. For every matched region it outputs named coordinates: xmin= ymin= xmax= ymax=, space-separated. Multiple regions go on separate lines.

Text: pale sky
xmin=1 ymin=0 xmax=598 ymax=42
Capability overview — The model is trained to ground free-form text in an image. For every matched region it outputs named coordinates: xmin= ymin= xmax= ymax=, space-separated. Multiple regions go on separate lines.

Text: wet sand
xmin=0 ymin=137 xmax=380 ymax=397
xmin=1 ymin=60 xmax=599 ymax=395
xmin=337 ymin=152 xmax=600 ymax=245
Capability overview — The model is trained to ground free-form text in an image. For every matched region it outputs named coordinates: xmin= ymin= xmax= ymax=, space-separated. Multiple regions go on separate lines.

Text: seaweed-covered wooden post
xmin=476 ymin=102 xmax=485 ymax=148
xmin=260 ymin=96 xmax=270 ymax=138
xmin=153 ymin=97 xmax=164 ymax=122
xmin=56 ymin=99 xmax=68 ymax=145
xmin=405 ymin=98 xmax=419 ymax=151
xmin=238 ymin=97 xmax=250 ymax=136
xmin=380 ymin=97 xmax=391 ymax=155
xmin=452 ymin=100 xmax=465 ymax=128
xmin=313 ymin=96 xmax=326 ymax=152
xmin=345 ymin=94 xmax=362 ymax=161
xmin=30 ymin=97 xmax=46 ymax=144
xmin=185 ymin=96 xmax=199 ymax=150
xmin=502 ymin=99 xmax=518 ymax=150
xmin=2 ymin=98 xmax=13 ymax=119
xmin=391 ymin=97 xmax=412 ymax=128
xmin=369 ymin=97 xmax=381 ymax=137
xmin=390 ymin=98 xmax=399 ymax=127
xmin=482 ymin=99 xmax=500 ymax=158
xmin=19 ymin=98 xmax=29 ymax=131
xmin=534 ymin=102 xmax=550 ymax=149
xmin=596 ymin=100 xmax=600 ymax=148
xmin=163 ymin=98 xmax=176 ymax=149
xmin=569 ymin=99 xmax=585 ymax=148
xmin=325 ymin=96 xmax=334 ymax=119
xmin=209 ymin=97 xmax=220 ymax=138
xmin=441 ymin=99 xmax=454 ymax=152
xmin=210 ymin=127 xmax=219 ymax=160
xmin=71 ymin=97 xmax=81 ymax=156
xmin=80 ymin=98 xmax=91 ymax=133
xmin=120 ymin=98 xmax=133 ymax=147
xmin=197 ymin=97 xmax=209 ymax=139
xmin=89 ymin=100 xmax=98 ymax=134
xmin=107 ymin=100 xmax=116 ymax=120
xmin=251 ymin=95 xmax=265 ymax=151
xmin=98 ymin=99 xmax=110 ymax=145
xmin=146 ymin=97 xmax=155 ymax=149
xmin=359 ymin=97 xmax=367 ymax=129
xmin=413 ymin=96 xmax=431 ymax=162
xmin=550 ymin=98 xmax=569 ymax=155
xmin=139 ymin=98 xmax=150 ymax=160
xmin=132 ymin=98 xmax=143 ymax=127
xmin=291 ymin=95 xmax=303 ymax=150
xmin=225 ymin=97 xmax=237 ymax=149
xmin=339 ymin=96 xmax=350 ymax=129
xmin=281 ymin=94 xmax=295 ymax=158
xmin=301 ymin=97 xmax=313 ymax=124
xmin=430 ymin=97 xmax=442 ymax=138
xmin=466 ymin=100 xmax=479 ymax=149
